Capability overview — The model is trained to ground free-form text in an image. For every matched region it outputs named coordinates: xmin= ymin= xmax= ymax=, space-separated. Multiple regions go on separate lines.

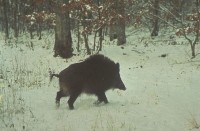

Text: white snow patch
xmin=0 ymin=29 xmax=200 ymax=131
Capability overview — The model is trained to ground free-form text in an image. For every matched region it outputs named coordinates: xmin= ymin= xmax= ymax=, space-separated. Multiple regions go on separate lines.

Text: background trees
xmin=54 ymin=0 xmax=73 ymax=58
xmin=2 ymin=0 xmax=9 ymax=39
xmin=176 ymin=0 xmax=200 ymax=58
xmin=151 ymin=0 xmax=159 ymax=37
xmin=0 ymin=0 xmax=199 ymax=58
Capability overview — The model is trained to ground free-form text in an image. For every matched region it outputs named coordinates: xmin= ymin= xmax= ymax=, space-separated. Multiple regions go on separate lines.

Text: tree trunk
xmin=77 ymin=20 xmax=80 ymax=52
xmin=117 ymin=0 xmax=126 ymax=45
xmin=98 ymin=29 xmax=103 ymax=51
xmin=3 ymin=0 xmax=9 ymax=39
xmin=109 ymin=23 xmax=117 ymax=41
xmin=191 ymin=43 xmax=196 ymax=58
xmin=151 ymin=0 xmax=159 ymax=37
xmin=83 ymin=33 xmax=91 ymax=55
xmin=13 ymin=0 xmax=19 ymax=38
xmin=109 ymin=1 xmax=117 ymax=41
xmin=97 ymin=0 xmax=103 ymax=51
xmin=81 ymin=7 xmax=91 ymax=55
xmin=37 ymin=24 xmax=42 ymax=40
xmin=191 ymin=0 xmax=200 ymax=58
xmin=29 ymin=26 xmax=34 ymax=39
xmin=109 ymin=0 xmax=126 ymax=44
xmin=54 ymin=0 xmax=73 ymax=58
xmin=93 ymin=31 xmax=97 ymax=51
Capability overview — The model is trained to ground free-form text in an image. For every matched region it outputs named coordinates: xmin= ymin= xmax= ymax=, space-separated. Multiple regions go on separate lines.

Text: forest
xmin=0 ymin=0 xmax=200 ymax=131
xmin=0 ymin=0 xmax=199 ymax=57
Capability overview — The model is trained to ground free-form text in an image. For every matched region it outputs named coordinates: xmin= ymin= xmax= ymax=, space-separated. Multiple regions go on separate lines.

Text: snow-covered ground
xmin=0 ymin=29 xmax=200 ymax=131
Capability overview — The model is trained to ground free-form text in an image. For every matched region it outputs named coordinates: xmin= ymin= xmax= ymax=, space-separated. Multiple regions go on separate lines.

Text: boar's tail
xmin=50 ymin=74 xmax=59 ymax=82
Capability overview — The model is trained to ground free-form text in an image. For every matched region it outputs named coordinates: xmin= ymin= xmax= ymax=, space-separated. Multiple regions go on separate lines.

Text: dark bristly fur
xmin=51 ymin=54 xmax=126 ymax=110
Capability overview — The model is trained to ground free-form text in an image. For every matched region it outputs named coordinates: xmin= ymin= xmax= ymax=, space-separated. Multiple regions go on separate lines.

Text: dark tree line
xmin=0 ymin=0 xmax=199 ymax=58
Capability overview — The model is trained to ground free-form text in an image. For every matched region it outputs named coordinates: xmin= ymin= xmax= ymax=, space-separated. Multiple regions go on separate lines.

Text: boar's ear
xmin=116 ymin=63 xmax=120 ymax=71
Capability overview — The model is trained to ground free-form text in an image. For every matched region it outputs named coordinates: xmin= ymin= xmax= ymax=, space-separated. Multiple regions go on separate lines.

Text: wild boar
xmin=50 ymin=54 xmax=126 ymax=109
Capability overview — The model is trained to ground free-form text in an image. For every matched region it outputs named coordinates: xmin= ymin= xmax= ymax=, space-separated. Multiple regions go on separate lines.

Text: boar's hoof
xmin=69 ymin=106 xmax=74 ymax=110
xmin=93 ymin=100 xmax=103 ymax=105
xmin=104 ymin=101 xmax=108 ymax=104
xmin=94 ymin=100 xmax=108 ymax=105
xmin=56 ymin=101 xmax=60 ymax=107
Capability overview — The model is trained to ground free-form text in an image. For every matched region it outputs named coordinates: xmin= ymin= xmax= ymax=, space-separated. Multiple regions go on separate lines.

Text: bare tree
xmin=97 ymin=0 xmax=103 ymax=51
xmin=81 ymin=7 xmax=91 ymax=55
xmin=54 ymin=0 xmax=73 ymax=58
xmin=2 ymin=0 xmax=9 ymax=39
xmin=151 ymin=0 xmax=159 ymax=37
xmin=109 ymin=0 xmax=126 ymax=45
xmin=117 ymin=0 xmax=126 ymax=45
xmin=176 ymin=0 xmax=200 ymax=58
xmin=13 ymin=0 xmax=19 ymax=38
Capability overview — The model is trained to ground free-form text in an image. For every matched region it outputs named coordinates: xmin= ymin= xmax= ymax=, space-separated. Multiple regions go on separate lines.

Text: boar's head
xmin=112 ymin=63 xmax=126 ymax=90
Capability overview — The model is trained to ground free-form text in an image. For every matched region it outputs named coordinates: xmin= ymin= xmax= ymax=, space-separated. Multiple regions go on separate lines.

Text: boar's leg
xmin=94 ymin=92 xmax=108 ymax=105
xmin=68 ymin=92 xmax=81 ymax=110
xmin=100 ymin=92 xmax=108 ymax=104
xmin=56 ymin=90 xmax=66 ymax=107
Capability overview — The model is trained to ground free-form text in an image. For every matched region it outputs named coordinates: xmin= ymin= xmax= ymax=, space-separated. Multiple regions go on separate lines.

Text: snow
xmin=0 ymin=29 xmax=200 ymax=131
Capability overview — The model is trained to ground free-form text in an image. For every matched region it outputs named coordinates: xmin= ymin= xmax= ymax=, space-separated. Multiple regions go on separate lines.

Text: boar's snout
xmin=118 ymin=82 xmax=126 ymax=90
xmin=113 ymin=75 xmax=126 ymax=90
